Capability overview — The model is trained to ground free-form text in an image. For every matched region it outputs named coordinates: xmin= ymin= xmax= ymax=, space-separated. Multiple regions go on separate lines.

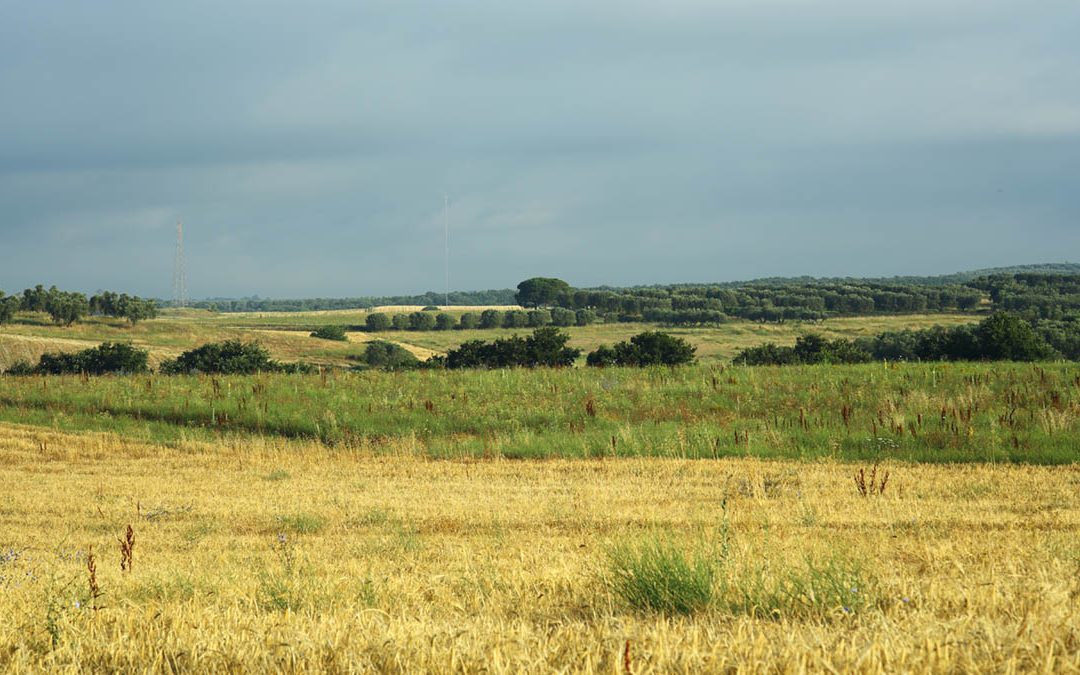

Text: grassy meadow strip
xmin=1 ymin=361 xmax=1078 ymax=463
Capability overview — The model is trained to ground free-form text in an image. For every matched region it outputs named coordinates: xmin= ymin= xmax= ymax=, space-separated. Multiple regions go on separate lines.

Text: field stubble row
xmin=0 ymin=424 xmax=1077 ymax=671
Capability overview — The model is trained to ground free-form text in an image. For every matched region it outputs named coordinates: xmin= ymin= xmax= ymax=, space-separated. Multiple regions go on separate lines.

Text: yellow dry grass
xmin=0 ymin=423 xmax=1077 ymax=672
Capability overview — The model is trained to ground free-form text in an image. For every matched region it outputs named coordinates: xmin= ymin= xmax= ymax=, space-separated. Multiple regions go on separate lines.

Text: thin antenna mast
xmin=443 ymin=193 xmax=449 ymax=308
xmin=172 ymin=219 xmax=188 ymax=309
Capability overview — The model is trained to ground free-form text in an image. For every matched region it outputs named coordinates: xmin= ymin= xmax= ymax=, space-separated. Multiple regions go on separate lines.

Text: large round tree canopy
xmin=515 ymin=278 xmax=571 ymax=308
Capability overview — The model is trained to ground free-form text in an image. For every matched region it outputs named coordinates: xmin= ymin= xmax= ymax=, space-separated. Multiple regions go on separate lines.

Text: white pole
xmin=444 ymin=193 xmax=449 ymax=308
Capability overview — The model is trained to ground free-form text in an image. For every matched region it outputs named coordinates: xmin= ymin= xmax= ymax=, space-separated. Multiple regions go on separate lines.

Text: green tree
xmin=45 ymin=289 xmax=89 ymax=326
xmin=975 ymin=313 xmax=1056 ymax=361
xmin=391 ymin=314 xmax=410 ymax=330
xmin=120 ymin=296 xmax=158 ymax=324
xmin=515 ymin=277 xmax=572 ymax=308
xmin=21 ymin=285 xmax=49 ymax=312
xmin=0 ymin=292 xmax=17 ymax=324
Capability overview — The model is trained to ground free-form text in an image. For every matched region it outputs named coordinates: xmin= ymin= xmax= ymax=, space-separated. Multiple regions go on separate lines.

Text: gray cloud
xmin=1 ymin=1 xmax=1078 ymax=297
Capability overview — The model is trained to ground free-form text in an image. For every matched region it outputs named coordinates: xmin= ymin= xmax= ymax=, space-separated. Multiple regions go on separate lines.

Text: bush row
xmin=362 ymin=308 xmax=597 ymax=332
xmin=733 ymin=313 xmax=1064 ymax=365
xmin=4 ymin=340 xmax=316 ymax=376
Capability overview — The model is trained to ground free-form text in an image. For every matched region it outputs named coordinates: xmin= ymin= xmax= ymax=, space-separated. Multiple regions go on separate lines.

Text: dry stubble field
xmin=1 ymin=423 xmax=1078 ymax=672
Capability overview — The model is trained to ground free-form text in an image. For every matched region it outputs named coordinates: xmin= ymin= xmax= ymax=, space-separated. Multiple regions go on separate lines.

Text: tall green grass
xmin=0 ymin=361 xmax=1078 ymax=463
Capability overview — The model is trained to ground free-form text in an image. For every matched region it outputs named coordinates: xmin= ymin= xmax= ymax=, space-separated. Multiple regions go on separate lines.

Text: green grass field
xmin=1 ymin=360 xmax=1077 ymax=464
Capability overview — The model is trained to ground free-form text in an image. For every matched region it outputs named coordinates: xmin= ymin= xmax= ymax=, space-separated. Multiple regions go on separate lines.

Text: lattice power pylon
xmin=172 ymin=219 xmax=188 ymax=308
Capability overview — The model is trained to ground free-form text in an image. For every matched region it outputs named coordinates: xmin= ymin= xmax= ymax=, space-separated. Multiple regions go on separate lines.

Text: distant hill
xmin=946 ymin=263 xmax=1080 ymax=282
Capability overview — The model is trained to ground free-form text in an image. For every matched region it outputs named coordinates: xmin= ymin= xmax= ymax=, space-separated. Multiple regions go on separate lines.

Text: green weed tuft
xmin=723 ymin=557 xmax=877 ymax=621
xmin=276 ymin=513 xmax=326 ymax=535
xmin=606 ymin=536 xmax=719 ymax=615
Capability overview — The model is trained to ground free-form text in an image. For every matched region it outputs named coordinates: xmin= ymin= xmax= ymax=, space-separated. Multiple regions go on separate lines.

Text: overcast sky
xmin=1 ymin=1 xmax=1078 ymax=298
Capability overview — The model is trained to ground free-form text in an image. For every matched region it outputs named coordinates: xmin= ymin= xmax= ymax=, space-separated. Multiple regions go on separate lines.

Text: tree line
xmin=0 ymin=285 xmax=157 ymax=326
xmin=513 ymin=277 xmax=984 ymax=324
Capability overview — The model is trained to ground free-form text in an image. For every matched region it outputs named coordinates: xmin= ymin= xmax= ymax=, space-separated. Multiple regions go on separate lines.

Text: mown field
xmin=0 ymin=424 xmax=1077 ymax=672
xmin=0 ymin=308 xmax=981 ymax=371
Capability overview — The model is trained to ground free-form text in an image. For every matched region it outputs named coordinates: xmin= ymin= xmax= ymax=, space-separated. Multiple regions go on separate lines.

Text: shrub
xmin=409 ymin=312 xmax=437 ymax=331
xmin=434 ymin=313 xmax=457 ymax=331
xmin=160 ymin=340 xmax=275 ymax=374
xmin=550 ymin=307 xmax=576 ymax=327
xmin=310 ymin=325 xmax=348 ymax=341
xmin=575 ymin=309 xmax=598 ymax=326
xmin=458 ymin=312 xmax=479 ymax=330
xmin=587 ymin=332 xmax=696 ymax=367
xmin=527 ymin=309 xmax=552 ymax=327
xmin=477 ymin=308 xmax=501 ymax=328
xmin=502 ymin=310 xmax=528 ymax=328
xmin=33 ymin=342 xmax=149 ymax=375
xmin=361 ymin=341 xmax=420 ymax=371
xmin=391 ymin=314 xmax=410 ymax=330
xmin=585 ymin=345 xmax=617 ymax=367
xmin=3 ymin=360 xmax=36 ymax=376
xmin=607 ymin=536 xmax=718 ymax=615
xmin=365 ymin=313 xmax=391 ymax=332
xmin=478 ymin=309 xmax=503 ymax=329
xmin=445 ymin=327 xmax=580 ymax=369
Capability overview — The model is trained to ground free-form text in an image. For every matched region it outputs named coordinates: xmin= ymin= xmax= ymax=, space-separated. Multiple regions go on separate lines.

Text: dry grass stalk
xmin=119 ymin=524 xmax=134 ymax=573
xmin=86 ymin=546 xmax=102 ymax=612
xmin=854 ymin=464 xmax=890 ymax=496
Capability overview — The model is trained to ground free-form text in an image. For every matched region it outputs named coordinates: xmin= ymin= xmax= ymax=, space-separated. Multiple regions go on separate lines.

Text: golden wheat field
xmin=1 ymin=422 xmax=1077 ymax=673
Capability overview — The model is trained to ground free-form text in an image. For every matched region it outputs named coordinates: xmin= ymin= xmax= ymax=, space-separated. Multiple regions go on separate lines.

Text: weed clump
xmin=606 ymin=536 xmax=718 ymax=615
